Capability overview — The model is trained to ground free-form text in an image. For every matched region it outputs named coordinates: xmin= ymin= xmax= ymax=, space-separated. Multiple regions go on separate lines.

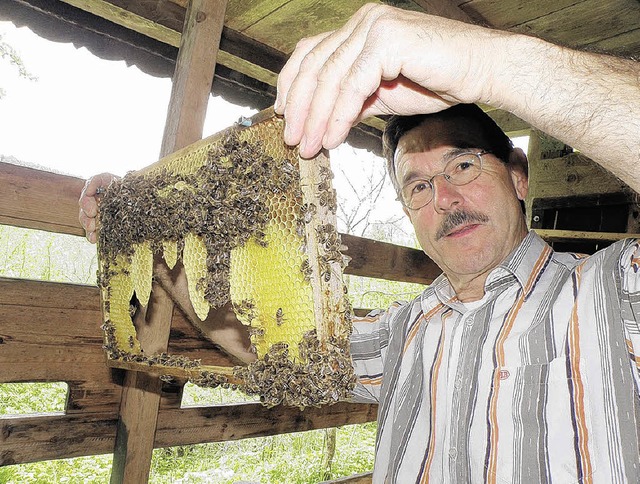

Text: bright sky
xmin=0 ymin=20 xmax=258 ymax=179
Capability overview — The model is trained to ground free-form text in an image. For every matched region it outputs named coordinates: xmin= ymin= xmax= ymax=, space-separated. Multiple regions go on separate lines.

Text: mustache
xmin=436 ymin=209 xmax=489 ymax=240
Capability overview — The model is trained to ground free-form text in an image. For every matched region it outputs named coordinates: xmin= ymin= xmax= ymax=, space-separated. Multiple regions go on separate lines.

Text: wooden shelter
xmin=1 ymin=0 xmax=639 ymax=482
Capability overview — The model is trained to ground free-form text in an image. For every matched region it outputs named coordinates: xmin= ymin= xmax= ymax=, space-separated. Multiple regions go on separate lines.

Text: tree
xmin=0 ymin=33 xmax=37 ymax=98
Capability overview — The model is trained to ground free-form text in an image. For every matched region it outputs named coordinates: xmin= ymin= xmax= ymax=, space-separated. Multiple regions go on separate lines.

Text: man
xmin=80 ymin=3 xmax=640 ymax=482
xmin=272 ymin=4 xmax=639 ymax=482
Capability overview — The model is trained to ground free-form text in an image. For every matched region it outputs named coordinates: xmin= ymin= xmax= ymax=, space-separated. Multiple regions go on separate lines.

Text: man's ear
xmin=508 ymin=147 xmax=529 ymax=201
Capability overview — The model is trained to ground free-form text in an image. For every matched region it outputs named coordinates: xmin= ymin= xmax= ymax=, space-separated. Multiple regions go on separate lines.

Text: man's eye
xmin=412 ymin=182 xmax=429 ymax=194
xmin=456 ymin=161 xmax=474 ymax=171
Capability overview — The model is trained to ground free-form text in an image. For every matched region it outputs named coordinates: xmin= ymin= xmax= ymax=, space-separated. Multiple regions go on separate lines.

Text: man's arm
xmin=275 ymin=3 xmax=640 ymax=192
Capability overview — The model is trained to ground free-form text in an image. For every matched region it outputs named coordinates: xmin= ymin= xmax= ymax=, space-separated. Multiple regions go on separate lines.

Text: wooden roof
xmin=2 ymin=0 xmax=639 ymax=152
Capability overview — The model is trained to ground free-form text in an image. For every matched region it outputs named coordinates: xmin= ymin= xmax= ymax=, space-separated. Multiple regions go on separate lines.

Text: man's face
xmin=395 ymin=118 xmax=529 ymax=289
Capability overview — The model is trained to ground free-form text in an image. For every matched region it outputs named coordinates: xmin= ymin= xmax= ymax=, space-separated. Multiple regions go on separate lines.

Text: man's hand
xmin=275 ymin=3 xmax=502 ymax=158
xmin=78 ymin=172 xmax=117 ymax=244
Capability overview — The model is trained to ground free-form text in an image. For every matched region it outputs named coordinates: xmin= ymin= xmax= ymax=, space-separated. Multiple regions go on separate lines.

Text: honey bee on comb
xmin=97 ymin=108 xmax=355 ymax=408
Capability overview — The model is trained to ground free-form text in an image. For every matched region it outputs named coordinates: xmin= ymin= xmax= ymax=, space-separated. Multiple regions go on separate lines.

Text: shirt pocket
xmin=484 ymin=357 xmax=596 ymax=484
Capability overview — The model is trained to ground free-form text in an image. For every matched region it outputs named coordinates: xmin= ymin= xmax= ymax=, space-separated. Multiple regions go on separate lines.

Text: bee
xmin=300 ymin=259 xmax=313 ymax=281
xmin=275 ymin=307 xmax=285 ymax=326
xmin=300 ymin=203 xmax=317 ymax=224
xmin=159 ymin=374 xmax=175 ymax=384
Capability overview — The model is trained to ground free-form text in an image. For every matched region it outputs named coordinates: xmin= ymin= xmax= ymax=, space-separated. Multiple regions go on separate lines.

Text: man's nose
xmin=431 ymin=175 xmax=463 ymax=213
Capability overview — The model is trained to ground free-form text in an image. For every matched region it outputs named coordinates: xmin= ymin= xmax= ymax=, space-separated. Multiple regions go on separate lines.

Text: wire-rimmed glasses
xmin=399 ymin=151 xmax=489 ymax=210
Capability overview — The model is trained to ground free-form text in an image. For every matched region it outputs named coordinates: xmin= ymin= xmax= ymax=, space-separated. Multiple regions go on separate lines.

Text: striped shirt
xmin=351 ymin=231 xmax=640 ymax=483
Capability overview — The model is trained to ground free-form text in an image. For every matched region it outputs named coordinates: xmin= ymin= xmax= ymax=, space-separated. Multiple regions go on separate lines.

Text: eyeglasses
xmin=398 ymin=151 xmax=489 ymax=210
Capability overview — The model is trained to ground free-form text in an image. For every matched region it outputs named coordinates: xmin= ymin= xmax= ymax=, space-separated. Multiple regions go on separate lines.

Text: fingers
xmin=78 ymin=172 xmax=117 ymax=244
xmin=277 ymin=3 xmax=381 ymax=152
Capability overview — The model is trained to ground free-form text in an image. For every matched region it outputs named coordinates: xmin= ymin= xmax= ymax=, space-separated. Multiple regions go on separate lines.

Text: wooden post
xmin=110 ymin=0 xmax=228 ymax=482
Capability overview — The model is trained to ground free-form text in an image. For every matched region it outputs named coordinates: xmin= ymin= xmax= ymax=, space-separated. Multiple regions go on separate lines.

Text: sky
xmin=0 ymin=20 xmax=256 ymax=178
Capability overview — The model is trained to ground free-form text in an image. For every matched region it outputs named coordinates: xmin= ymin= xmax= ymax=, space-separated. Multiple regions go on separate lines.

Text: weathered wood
xmin=0 ymin=162 xmax=85 ymax=237
xmin=225 ymin=0 xmax=290 ymax=32
xmin=412 ymin=0 xmax=474 ymax=22
xmin=153 ymin=401 xmax=377 ymax=446
xmin=513 ymin=0 xmax=640 ymax=52
xmin=462 ymin=0 xmax=579 ymax=29
xmin=341 ymin=233 xmax=440 ymax=284
xmin=160 ymin=0 xmax=228 ymax=157
xmin=534 ymin=229 xmax=640 ymax=243
xmin=241 ymin=0 xmax=373 ymax=53
xmin=0 ymin=402 xmax=377 ymax=466
xmin=529 ymin=152 xmax=630 ymax=200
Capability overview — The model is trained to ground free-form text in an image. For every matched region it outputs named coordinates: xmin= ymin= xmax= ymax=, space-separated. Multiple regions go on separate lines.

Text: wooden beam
xmin=341 ymin=233 xmax=439 ymax=284
xmin=412 ymin=0 xmax=475 ymax=22
xmin=533 ymin=229 xmax=640 ymax=244
xmin=0 ymin=161 xmax=85 ymax=236
xmin=160 ymin=0 xmax=228 ymax=157
xmin=110 ymin=1 xmax=227 ymax=482
xmin=0 ymin=401 xmax=376 ymax=466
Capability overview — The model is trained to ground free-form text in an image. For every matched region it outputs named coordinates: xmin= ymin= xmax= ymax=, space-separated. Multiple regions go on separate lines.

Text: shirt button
xmin=454 ymin=379 xmax=462 ymax=390
xmin=449 ymin=448 xmax=458 ymax=459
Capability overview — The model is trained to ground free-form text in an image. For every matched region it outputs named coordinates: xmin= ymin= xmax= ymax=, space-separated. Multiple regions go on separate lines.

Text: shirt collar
xmin=427 ymin=230 xmax=552 ymax=309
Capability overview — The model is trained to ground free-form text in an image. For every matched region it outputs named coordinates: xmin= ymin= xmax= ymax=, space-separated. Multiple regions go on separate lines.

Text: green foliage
xmin=0 ymin=225 xmax=98 ymax=284
xmin=0 ymin=33 xmax=37 ymax=99
xmin=0 ymin=382 xmax=68 ymax=415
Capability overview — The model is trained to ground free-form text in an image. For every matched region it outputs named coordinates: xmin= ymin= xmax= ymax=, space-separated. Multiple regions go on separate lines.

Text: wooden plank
xmin=534 ymin=229 xmax=640 ymax=243
xmin=0 ymin=162 xmax=84 ymax=237
xmin=411 ymin=0 xmax=474 ymax=22
xmin=242 ymin=0 xmax=373 ymax=53
xmin=225 ymin=0 xmax=291 ymax=32
xmin=153 ymin=401 xmax=377 ymax=446
xmin=342 ymin=233 xmax=440 ymax=284
xmin=160 ymin=0 xmax=229 ymax=157
xmin=528 ymin=152 xmax=630 ymax=200
xmin=461 ymin=0 xmax=579 ymax=29
xmin=586 ymin=27 xmax=640 ymax=57
xmin=0 ymin=402 xmax=377 ymax=466
xmin=512 ymin=0 xmax=640 ymax=50
xmin=0 ymin=414 xmax=118 ymax=466
xmin=58 ymin=0 xmax=282 ymax=86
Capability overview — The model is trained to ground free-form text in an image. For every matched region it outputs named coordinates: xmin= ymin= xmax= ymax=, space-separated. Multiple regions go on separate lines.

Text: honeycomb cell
xmin=183 ymin=232 xmax=210 ymax=321
xmin=131 ymin=240 xmax=153 ymax=307
xmin=163 ymin=240 xmax=178 ymax=269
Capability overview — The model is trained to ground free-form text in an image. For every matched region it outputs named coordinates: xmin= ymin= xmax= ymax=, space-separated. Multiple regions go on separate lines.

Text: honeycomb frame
xmin=97 ymin=108 xmax=355 ymax=408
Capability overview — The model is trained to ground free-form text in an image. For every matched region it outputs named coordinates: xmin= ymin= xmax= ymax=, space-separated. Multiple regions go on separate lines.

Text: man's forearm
xmin=489 ymin=34 xmax=640 ymax=193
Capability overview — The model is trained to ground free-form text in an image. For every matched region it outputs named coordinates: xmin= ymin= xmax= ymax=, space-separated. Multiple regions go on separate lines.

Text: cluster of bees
xmin=97 ymin=113 xmax=356 ymax=408
xmin=98 ymin=130 xmax=297 ymax=310
xmin=234 ymin=330 xmax=356 ymax=408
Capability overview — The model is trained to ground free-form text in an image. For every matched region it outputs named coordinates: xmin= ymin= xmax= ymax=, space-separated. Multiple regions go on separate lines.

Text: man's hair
xmin=382 ymin=104 xmax=516 ymax=196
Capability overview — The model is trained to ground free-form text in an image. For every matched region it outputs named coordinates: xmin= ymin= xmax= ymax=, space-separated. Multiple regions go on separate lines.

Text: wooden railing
xmin=0 ymin=160 xmax=439 ymax=479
